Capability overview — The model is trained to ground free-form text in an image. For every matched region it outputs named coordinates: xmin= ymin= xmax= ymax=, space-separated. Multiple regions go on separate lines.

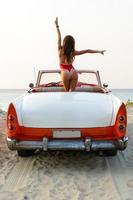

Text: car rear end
xmin=6 ymin=92 xmax=128 ymax=156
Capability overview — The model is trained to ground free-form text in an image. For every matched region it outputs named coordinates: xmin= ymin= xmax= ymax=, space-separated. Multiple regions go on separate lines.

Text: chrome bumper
xmin=7 ymin=136 xmax=128 ymax=151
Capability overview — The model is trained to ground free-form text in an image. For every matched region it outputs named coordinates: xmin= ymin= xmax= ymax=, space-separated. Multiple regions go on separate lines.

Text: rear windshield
xmin=39 ymin=72 xmax=98 ymax=86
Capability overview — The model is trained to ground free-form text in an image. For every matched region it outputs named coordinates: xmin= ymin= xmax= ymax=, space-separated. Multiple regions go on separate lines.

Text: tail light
xmin=7 ymin=103 xmax=20 ymax=138
xmin=114 ymin=103 xmax=127 ymax=138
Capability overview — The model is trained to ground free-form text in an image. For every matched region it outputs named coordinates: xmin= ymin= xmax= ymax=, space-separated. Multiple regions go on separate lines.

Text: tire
xmin=99 ymin=149 xmax=117 ymax=157
xmin=17 ymin=150 xmax=35 ymax=157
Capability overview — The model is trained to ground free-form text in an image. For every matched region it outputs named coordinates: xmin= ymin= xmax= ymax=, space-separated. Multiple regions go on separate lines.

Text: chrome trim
xmin=7 ymin=136 xmax=128 ymax=151
xmin=117 ymin=136 xmax=128 ymax=150
xmin=91 ymin=141 xmax=116 ymax=151
xmin=84 ymin=138 xmax=91 ymax=151
xmin=47 ymin=140 xmax=85 ymax=150
xmin=7 ymin=138 xmax=16 ymax=150
xmin=43 ymin=137 xmax=48 ymax=151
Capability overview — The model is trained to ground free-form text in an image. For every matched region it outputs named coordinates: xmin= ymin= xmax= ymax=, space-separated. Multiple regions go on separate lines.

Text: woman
xmin=55 ymin=17 xmax=106 ymax=92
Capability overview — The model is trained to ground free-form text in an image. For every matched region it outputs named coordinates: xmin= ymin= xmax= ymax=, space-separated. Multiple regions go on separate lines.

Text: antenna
xmin=33 ymin=67 xmax=36 ymax=84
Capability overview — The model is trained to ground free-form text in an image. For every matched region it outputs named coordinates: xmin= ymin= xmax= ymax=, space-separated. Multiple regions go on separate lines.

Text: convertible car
xmin=6 ymin=69 xmax=128 ymax=156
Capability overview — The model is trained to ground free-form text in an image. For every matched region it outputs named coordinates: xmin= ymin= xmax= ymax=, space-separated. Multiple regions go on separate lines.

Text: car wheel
xmin=17 ymin=150 xmax=35 ymax=157
xmin=99 ymin=150 xmax=117 ymax=156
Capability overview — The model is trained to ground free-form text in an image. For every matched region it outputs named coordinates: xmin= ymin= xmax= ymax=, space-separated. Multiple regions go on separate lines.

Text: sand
xmin=0 ymin=106 xmax=133 ymax=200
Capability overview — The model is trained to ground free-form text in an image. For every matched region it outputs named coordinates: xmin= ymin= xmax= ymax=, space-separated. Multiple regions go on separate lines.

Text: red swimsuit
xmin=60 ymin=64 xmax=74 ymax=72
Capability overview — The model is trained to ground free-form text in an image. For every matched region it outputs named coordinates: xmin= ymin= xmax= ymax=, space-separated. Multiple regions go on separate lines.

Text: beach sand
xmin=0 ymin=107 xmax=133 ymax=200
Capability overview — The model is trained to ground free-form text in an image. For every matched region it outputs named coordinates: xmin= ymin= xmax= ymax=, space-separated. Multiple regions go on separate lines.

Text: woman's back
xmin=59 ymin=47 xmax=74 ymax=65
xmin=59 ymin=35 xmax=75 ymax=65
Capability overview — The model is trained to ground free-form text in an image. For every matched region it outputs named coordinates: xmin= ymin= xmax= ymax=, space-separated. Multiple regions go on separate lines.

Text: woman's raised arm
xmin=54 ymin=17 xmax=61 ymax=50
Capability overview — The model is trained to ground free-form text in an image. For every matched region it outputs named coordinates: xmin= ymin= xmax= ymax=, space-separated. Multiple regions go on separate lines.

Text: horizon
xmin=0 ymin=88 xmax=133 ymax=90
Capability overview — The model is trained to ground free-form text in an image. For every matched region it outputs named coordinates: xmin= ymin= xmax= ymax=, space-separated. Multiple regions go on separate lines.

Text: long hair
xmin=62 ymin=35 xmax=75 ymax=63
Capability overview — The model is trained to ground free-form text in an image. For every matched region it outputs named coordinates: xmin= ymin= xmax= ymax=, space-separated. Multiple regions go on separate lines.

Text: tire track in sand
xmin=5 ymin=157 xmax=35 ymax=192
xmin=106 ymin=151 xmax=133 ymax=200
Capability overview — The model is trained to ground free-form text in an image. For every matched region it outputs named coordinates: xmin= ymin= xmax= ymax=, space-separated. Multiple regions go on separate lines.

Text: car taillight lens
xmin=119 ymin=115 xmax=125 ymax=122
xmin=8 ymin=123 xmax=15 ymax=131
xmin=8 ymin=114 xmax=15 ymax=121
xmin=114 ymin=103 xmax=127 ymax=138
xmin=7 ymin=103 xmax=20 ymax=137
xmin=118 ymin=124 xmax=125 ymax=131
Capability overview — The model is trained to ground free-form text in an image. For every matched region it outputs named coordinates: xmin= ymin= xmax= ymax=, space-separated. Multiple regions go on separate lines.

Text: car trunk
xmin=21 ymin=92 xmax=113 ymax=128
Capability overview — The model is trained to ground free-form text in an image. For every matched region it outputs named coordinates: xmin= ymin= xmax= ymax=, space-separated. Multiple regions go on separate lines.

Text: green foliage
xmin=125 ymin=100 xmax=133 ymax=107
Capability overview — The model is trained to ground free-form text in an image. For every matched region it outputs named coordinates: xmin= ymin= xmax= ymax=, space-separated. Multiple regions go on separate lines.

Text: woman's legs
xmin=69 ymin=70 xmax=78 ymax=91
xmin=61 ymin=70 xmax=71 ymax=91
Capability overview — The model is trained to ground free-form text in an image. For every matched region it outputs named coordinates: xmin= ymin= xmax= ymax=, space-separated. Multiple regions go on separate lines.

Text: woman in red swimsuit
xmin=55 ymin=17 xmax=106 ymax=92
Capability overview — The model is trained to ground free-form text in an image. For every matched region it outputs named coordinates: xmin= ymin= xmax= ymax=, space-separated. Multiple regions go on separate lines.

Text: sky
xmin=0 ymin=0 xmax=133 ymax=89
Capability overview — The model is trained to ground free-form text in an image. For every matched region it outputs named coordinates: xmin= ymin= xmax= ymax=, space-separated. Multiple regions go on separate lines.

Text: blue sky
xmin=0 ymin=0 xmax=133 ymax=88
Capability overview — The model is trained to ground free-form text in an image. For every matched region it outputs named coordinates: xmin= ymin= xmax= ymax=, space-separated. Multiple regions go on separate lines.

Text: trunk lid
xmin=21 ymin=92 xmax=113 ymax=128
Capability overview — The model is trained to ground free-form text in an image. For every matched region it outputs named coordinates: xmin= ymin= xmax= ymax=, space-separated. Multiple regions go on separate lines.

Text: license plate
xmin=53 ymin=130 xmax=81 ymax=138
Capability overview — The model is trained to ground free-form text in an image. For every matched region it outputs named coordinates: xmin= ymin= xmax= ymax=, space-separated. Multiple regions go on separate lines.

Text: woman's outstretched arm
xmin=55 ymin=17 xmax=61 ymax=50
xmin=74 ymin=49 xmax=106 ymax=55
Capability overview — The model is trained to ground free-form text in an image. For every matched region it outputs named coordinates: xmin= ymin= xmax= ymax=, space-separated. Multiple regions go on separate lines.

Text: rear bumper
xmin=7 ymin=136 xmax=128 ymax=151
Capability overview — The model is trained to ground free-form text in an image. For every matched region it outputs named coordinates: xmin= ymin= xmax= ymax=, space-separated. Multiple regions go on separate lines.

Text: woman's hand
xmin=55 ymin=17 xmax=59 ymax=27
xmin=99 ymin=50 xmax=106 ymax=55
xmin=55 ymin=17 xmax=61 ymax=49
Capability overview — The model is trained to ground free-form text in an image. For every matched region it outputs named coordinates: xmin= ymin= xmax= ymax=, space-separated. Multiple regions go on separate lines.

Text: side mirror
xmin=29 ymin=83 xmax=34 ymax=88
xmin=103 ymin=83 xmax=108 ymax=88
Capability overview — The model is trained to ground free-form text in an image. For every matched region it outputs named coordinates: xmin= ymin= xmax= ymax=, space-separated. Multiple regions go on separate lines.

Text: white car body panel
xmin=110 ymin=93 xmax=122 ymax=125
xmin=13 ymin=92 xmax=122 ymax=128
